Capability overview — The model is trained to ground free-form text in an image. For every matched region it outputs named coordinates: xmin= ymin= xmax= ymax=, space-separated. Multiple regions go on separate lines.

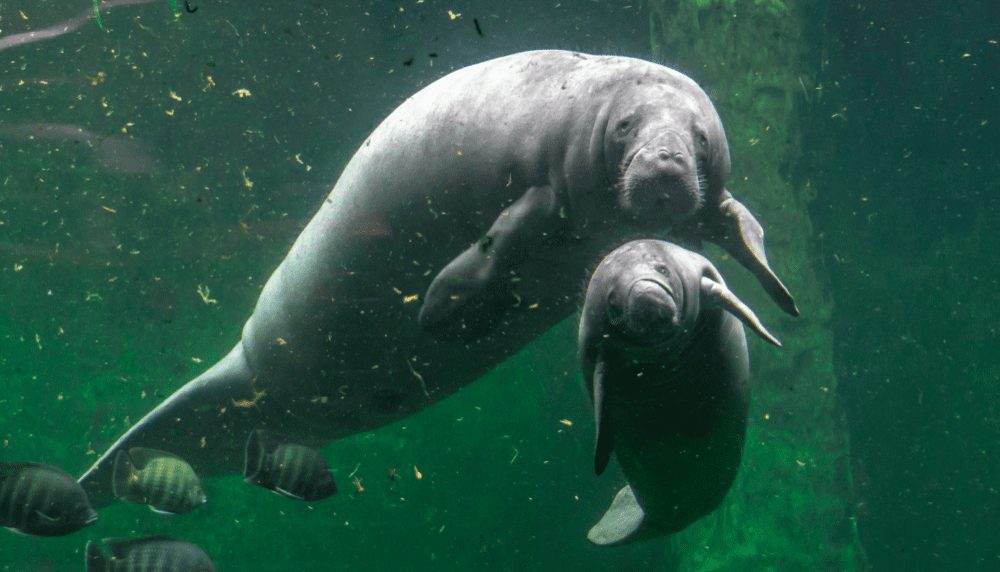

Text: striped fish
xmin=0 ymin=462 xmax=97 ymax=536
xmin=86 ymin=535 xmax=215 ymax=572
xmin=243 ymin=430 xmax=337 ymax=501
xmin=112 ymin=448 xmax=205 ymax=514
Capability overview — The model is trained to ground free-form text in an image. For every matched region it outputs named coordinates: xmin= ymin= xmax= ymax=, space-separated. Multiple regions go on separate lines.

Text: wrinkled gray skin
xmin=579 ymin=240 xmax=780 ymax=545
xmin=79 ymin=50 xmax=795 ymax=507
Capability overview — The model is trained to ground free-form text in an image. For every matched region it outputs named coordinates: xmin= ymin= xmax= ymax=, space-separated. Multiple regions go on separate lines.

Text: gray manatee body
xmin=79 ymin=50 xmax=795 ymax=507
xmin=579 ymin=240 xmax=780 ymax=545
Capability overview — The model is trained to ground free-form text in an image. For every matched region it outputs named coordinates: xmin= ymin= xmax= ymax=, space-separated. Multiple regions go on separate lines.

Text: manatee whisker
xmin=696 ymin=158 xmax=709 ymax=194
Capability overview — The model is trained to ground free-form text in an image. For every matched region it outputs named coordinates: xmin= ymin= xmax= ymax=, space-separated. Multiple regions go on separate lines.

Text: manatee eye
xmin=615 ymin=118 xmax=634 ymax=137
xmin=653 ymin=264 xmax=670 ymax=276
xmin=696 ymin=132 xmax=709 ymax=148
xmin=606 ymin=290 xmax=625 ymax=325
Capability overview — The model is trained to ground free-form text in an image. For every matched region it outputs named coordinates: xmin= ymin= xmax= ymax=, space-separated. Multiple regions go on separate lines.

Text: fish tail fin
xmin=243 ymin=429 xmax=270 ymax=484
xmin=111 ymin=449 xmax=136 ymax=502
xmin=85 ymin=541 xmax=107 ymax=572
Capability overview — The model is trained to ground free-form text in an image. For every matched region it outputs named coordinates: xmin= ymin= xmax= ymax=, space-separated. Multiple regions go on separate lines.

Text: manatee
xmin=79 ymin=50 xmax=794 ymax=506
xmin=578 ymin=240 xmax=780 ymax=545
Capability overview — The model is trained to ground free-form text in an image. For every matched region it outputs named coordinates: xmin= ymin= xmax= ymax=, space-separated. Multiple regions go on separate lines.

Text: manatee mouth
xmin=623 ymin=279 xmax=678 ymax=339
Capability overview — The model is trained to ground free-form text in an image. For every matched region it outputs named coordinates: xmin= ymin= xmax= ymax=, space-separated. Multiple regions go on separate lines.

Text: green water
xmin=0 ymin=1 xmax=996 ymax=570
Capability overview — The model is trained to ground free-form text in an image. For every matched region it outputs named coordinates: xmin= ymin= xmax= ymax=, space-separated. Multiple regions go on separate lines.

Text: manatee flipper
xmin=79 ymin=344 xmax=261 ymax=508
xmin=700 ymin=276 xmax=782 ymax=347
xmin=592 ymin=352 xmax=615 ymax=476
xmin=419 ymin=185 xmax=563 ymax=341
xmin=587 ymin=485 xmax=660 ymax=546
xmin=674 ymin=189 xmax=798 ymax=317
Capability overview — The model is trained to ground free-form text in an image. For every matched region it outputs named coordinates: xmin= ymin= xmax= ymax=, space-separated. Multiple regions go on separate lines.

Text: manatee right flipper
xmin=587 ymin=485 xmax=661 ymax=546
xmin=418 ymin=185 xmax=563 ymax=341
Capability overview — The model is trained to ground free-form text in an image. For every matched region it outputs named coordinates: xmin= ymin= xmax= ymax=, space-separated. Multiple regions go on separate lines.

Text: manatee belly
xmin=612 ymin=312 xmax=750 ymax=532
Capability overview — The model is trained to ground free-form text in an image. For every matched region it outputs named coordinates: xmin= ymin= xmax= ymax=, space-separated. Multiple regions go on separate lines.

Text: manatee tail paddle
xmin=78 ymin=344 xmax=261 ymax=508
xmin=587 ymin=485 xmax=662 ymax=546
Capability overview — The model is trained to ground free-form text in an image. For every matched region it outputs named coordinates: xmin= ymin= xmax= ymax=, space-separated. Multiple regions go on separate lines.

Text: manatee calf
xmin=79 ymin=50 xmax=794 ymax=507
xmin=578 ymin=240 xmax=780 ymax=545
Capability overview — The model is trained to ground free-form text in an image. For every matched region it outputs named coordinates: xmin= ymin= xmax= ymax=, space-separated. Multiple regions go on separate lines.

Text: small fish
xmin=112 ymin=448 xmax=205 ymax=514
xmin=0 ymin=462 xmax=97 ymax=536
xmin=86 ymin=535 xmax=215 ymax=572
xmin=243 ymin=430 xmax=337 ymax=501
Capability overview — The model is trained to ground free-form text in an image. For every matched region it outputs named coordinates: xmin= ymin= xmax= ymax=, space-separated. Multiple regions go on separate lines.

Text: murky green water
xmin=1 ymin=1 xmax=996 ymax=570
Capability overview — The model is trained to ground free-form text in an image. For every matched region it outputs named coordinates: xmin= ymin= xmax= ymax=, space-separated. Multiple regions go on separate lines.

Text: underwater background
xmin=0 ymin=0 xmax=996 ymax=570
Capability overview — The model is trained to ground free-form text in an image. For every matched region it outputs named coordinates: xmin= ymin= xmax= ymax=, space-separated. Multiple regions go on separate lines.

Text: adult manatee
xmin=79 ymin=50 xmax=795 ymax=506
xmin=579 ymin=240 xmax=780 ymax=545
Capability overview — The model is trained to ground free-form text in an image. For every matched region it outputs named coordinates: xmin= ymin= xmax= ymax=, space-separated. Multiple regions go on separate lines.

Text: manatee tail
xmin=78 ymin=344 xmax=260 ymax=508
xmin=587 ymin=485 xmax=662 ymax=546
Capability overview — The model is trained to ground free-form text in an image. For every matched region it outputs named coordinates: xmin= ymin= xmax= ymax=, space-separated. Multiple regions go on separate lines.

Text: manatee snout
xmin=621 ymin=131 xmax=703 ymax=225
xmin=624 ymin=278 xmax=678 ymax=338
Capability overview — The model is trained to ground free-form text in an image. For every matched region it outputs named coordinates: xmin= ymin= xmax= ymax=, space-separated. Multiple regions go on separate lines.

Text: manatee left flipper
xmin=587 ymin=485 xmax=661 ymax=546
xmin=419 ymin=185 xmax=563 ymax=341
xmin=674 ymin=189 xmax=799 ymax=317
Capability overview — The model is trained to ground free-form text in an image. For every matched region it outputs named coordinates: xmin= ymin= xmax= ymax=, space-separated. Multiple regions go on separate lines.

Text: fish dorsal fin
xmin=103 ymin=535 xmax=176 ymax=559
xmin=0 ymin=462 xmax=66 ymax=485
xmin=127 ymin=447 xmax=183 ymax=469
